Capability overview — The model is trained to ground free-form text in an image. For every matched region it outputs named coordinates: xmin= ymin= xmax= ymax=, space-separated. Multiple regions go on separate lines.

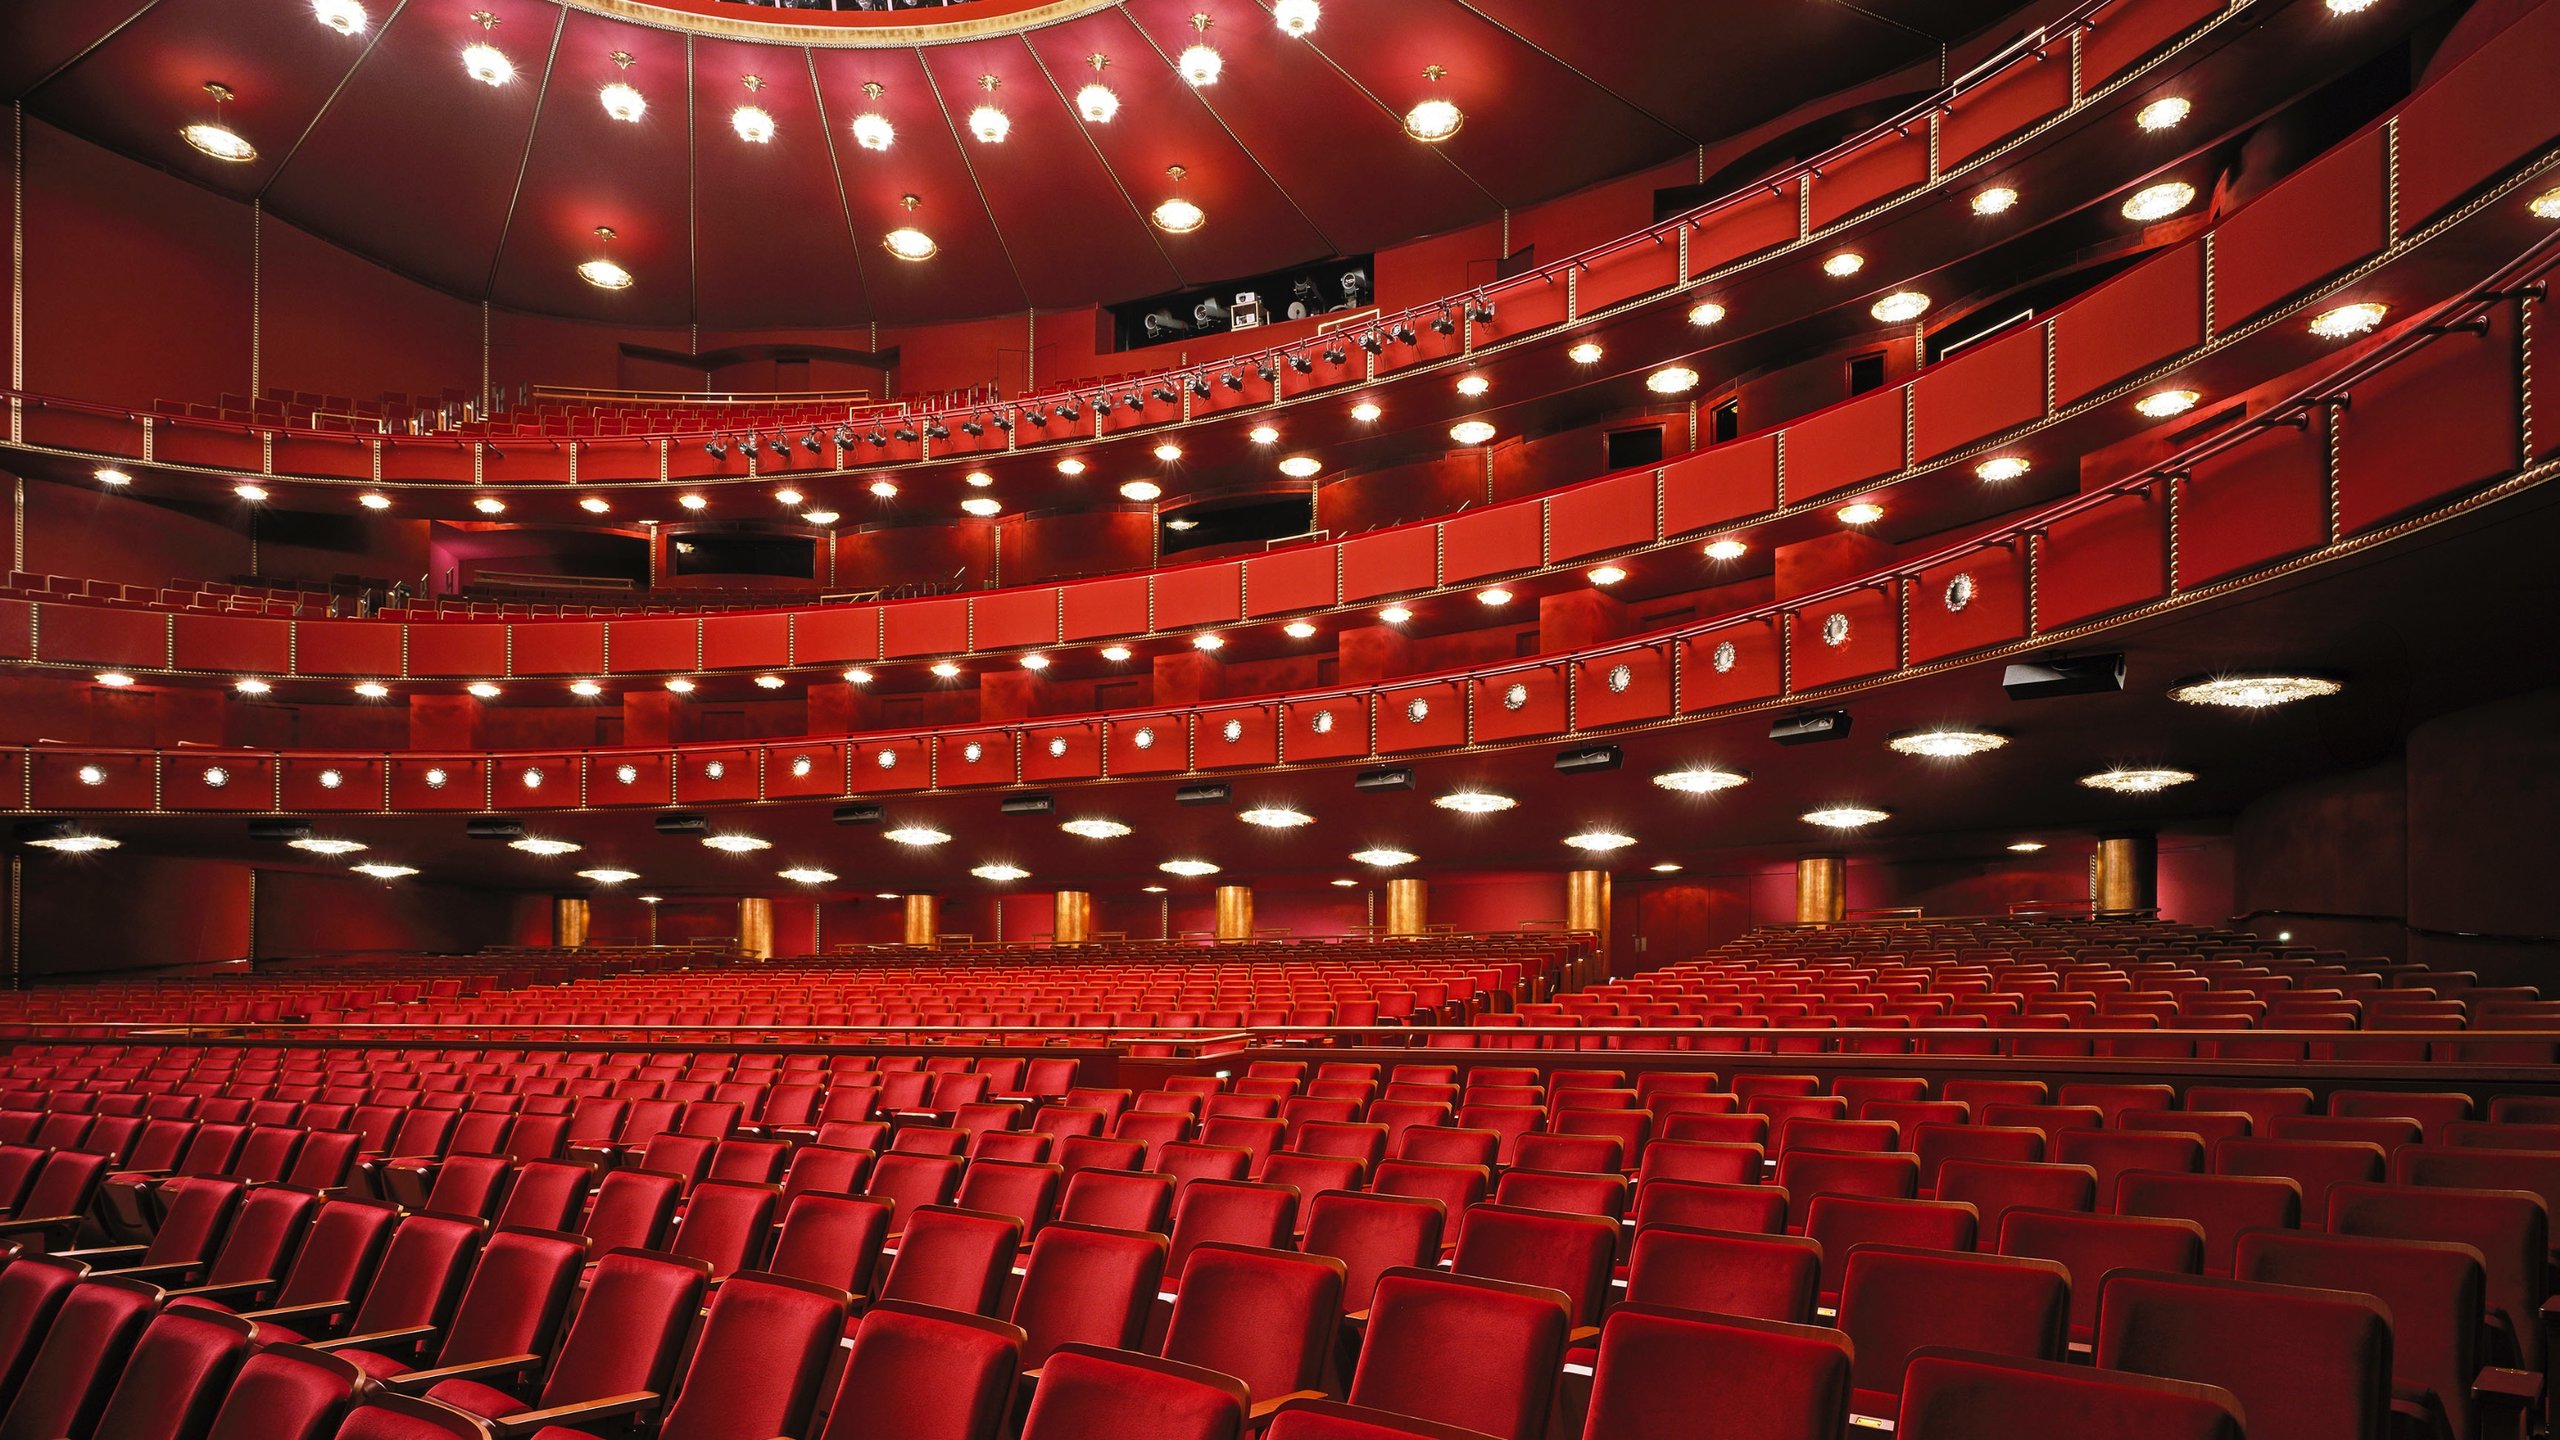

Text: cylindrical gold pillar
xmin=1567 ymin=869 xmax=1613 ymax=985
xmin=1053 ymin=890 xmax=1092 ymax=945
xmin=1384 ymin=878 xmax=1427 ymax=936
xmin=553 ymin=896 xmax=590 ymax=950
xmin=1795 ymin=856 xmax=1845 ymax=925
xmin=1214 ymin=885 xmax=1254 ymax=940
xmin=736 ymin=896 xmax=773 ymax=961
xmin=2094 ymin=833 xmax=2159 ymax=914
xmin=902 ymin=893 xmax=938 ymax=947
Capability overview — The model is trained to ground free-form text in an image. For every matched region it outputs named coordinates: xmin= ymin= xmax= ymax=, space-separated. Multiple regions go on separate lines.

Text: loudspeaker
xmin=1353 ymin=767 xmax=1416 ymax=792
xmin=1000 ymin=793 xmax=1055 ymax=815
xmin=1176 ymin=783 xmax=1232 ymax=806
xmin=247 ymin=820 xmax=315 ymax=842
xmin=466 ymin=818 xmax=527 ymax=840
xmin=1554 ymin=746 xmax=1623 ymax=774
xmin=2004 ymin=653 xmax=2127 ymax=700
xmin=1770 ymin=711 xmax=1852 ymax=745
xmin=834 ymin=804 xmax=884 ymax=826
xmin=653 ymin=813 xmax=709 ymax=835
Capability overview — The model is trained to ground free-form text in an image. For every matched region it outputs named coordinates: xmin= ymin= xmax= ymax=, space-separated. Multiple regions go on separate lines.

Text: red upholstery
xmin=203 ymin=1345 xmax=366 ymax=1440
xmin=1161 ymin=1244 xmax=1343 ymax=1402
xmin=769 ymin=1193 xmax=891 ymax=1295
xmin=1058 ymin=1171 xmax=1174 ymax=1234
xmin=1301 ymin=1191 xmax=1444 ymax=1313
xmin=1261 ymin=1399 xmax=1503 ymax=1440
xmin=0 ymin=1258 xmax=84 ymax=1399
xmin=87 ymin=1304 xmax=253 ymax=1440
xmin=2096 ymin=1270 xmax=2392 ymax=1440
xmin=816 ymin=1301 xmax=1024 ymax=1440
xmin=429 ymin=1248 xmax=709 ymax=1421
xmin=1009 ymin=1222 xmax=1166 ymax=1368
xmin=1018 ymin=1347 xmax=1247 ymax=1440
xmin=1622 ymin=1223 xmax=1820 ymax=1324
xmin=879 ymin=1206 xmax=1023 ymax=1316
xmin=1166 ymin=1180 xmax=1296 ymax=1283
xmin=648 ymin=1272 xmax=847 ymax=1440
xmin=1347 ymin=1268 xmax=1569 ymax=1440
xmin=1581 ymin=1305 xmax=1850 ymax=1440
xmin=0 ymin=1278 xmax=161 ymax=1440
xmin=1996 ymin=1208 xmax=2205 ymax=1344
xmin=2328 ymin=1181 xmax=2548 ymax=1369
xmin=1933 ymin=1161 xmax=2095 ymax=1247
xmin=1837 ymin=1247 xmax=2068 ymax=1419
xmin=1895 ymin=1348 xmax=2242 ymax=1440
xmin=343 ymin=1228 xmax=584 ymax=1382
xmin=2236 ymin=1229 xmax=2495 ymax=1440
xmin=1804 ymin=1195 xmax=1979 ymax=1302
xmin=1451 ymin=1203 xmax=1616 ymax=1327
xmin=1631 ymin=1178 xmax=1787 ymax=1235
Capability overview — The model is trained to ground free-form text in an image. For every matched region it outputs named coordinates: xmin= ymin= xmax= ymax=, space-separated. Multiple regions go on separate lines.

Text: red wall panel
xmin=934 ymin=732 xmax=1015 ymax=789
xmin=406 ymin=622 xmax=508 ymax=680
xmin=1441 ymin=505 xmax=1543 ymax=583
xmin=1907 ymin=542 xmax=2029 ymax=664
xmin=1474 ymin=274 xmax=1569 ymax=345
xmin=1471 ymin=665 xmax=1569 ymax=741
xmin=387 ymin=757 xmax=489 ymax=810
xmin=2175 ymin=418 xmax=2331 ymax=588
xmin=2394 ymin=0 xmax=2560 ymax=231
xmin=30 ymin=751 xmax=153 ymax=812
xmin=1681 ymin=616 xmax=1783 ymax=711
xmin=36 ymin=605 xmax=163 ymax=669
xmin=2335 ymin=312 xmax=2521 ymax=535
xmin=1063 ymin=576 xmax=1151 ymax=642
xmin=701 ymin=613 xmax=791 ymax=671
xmin=764 ymin=742 xmax=844 ymax=799
xmin=1244 ymin=546 xmax=1339 ymax=618
xmin=1547 ymin=472 xmax=1659 ymax=561
xmin=1808 ymin=130 xmax=1929 ymax=231
xmin=855 ymin=736 xmax=932 ymax=793
xmin=1690 ymin=184 xmax=1800 ymax=277
xmin=883 ymin=598 xmax=970 ymax=660
xmin=2080 ymin=0 xmax=2221 ymax=94
xmin=1662 ymin=435 xmax=1779 ymax=536
xmin=971 ymin=587 xmax=1059 ymax=650
xmin=1153 ymin=563 xmax=1242 ymax=631
xmin=164 ymin=753 xmax=273 ymax=812
xmin=1573 ymin=644 xmax=1673 ymax=728
xmin=592 ymin=753 xmax=671 ymax=806
xmin=1783 ymin=389 xmax=1906 ymax=501
xmin=1911 ymin=325 xmax=2046 ymax=462
xmin=606 ymin=616 xmax=698 ymax=674
xmin=173 ymin=614 xmax=289 ymax=675
xmin=2051 ymin=244 xmax=2204 ymax=405
xmin=671 ymin=748 xmax=759 ymax=805
xmin=0 ymin=601 xmax=30 ymax=662
xmin=795 ymin=606 xmax=879 ymax=664
xmin=2037 ymin=486 xmax=2168 ymax=627
xmin=1940 ymin=50 xmax=2072 ymax=168
xmin=1282 ymin=697 xmax=1369 ymax=761
xmin=1787 ymin=586 xmax=1898 ymax=690
xmin=510 ymin=622 xmax=605 ymax=677
xmin=1341 ymin=527 xmax=1439 ymax=602
xmin=1022 ymin=721 xmax=1103 ymax=782
xmin=1374 ymin=680 xmax=1466 ymax=754
xmin=1107 ymin=715 xmax=1188 ymax=776
xmin=2210 ymin=128 xmax=2388 ymax=328
xmin=1578 ymin=237 xmax=1681 ymax=313
xmin=493 ymin=754 xmax=579 ymax=811
xmin=1194 ymin=703 xmax=1279 ymax=770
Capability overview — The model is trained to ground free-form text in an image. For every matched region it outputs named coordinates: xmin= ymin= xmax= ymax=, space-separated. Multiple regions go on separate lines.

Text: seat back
xmin=1450 ymin=1203 xmax=1616 ymax=1327
xmin=0 ymin=1258 xmax=85 ymax=1399
xmin=89 ymin=1305 xmax=254 ymax=1440
xmin=1804 ymin=1196 xmax=1978 ymax=1298
xmin=2095 ymin=1270 xmax=2391 ymax=1440
xmin=1935 ymin=1160 xmax=2097 ymax=1245
xmin=144 ymin=1178 xmax=245 ymax=1266
xmin=1018 ymin=1344 xmax=1247 ymax=1440
xmin=1348 ymin=1267 xmax=1570 ymax=1440
xmin=0 ymin=1278 xmax=161 ymax=1440
xmin=1621 ymin=1223 xmax=1820 ymax=1324
xmin=2328 ymin=1180 xmax=2549 ymax=1368
xmin=669 ymin=1181 xmax=779 ymax=1280
xmin=1582 ymin=1305 xmax=1850 ymax=1440
xmin=654 ymin=1272 xmax=848 ymax=1440
xmin=1301 ymin=1191 xmax=1444 ymax=1313
xmin=1167 ymin=1180 xmax=1297 ymax=1281
xmin=769 ymin=1194 xmax=893 ymax=1296
xmin=2213 ymin=1139 xmax=2385 ymax=1227
xmin=817 ymin=1301 xmax=1025 ymax=1440
xmin=493 ymin=1160 xmax=593 ymax=1233
xmin=580 ymin=1169 xmax=681 ymax=1253
xmin=2235 ymin=1229 xmax=2486 ymax=1439
xmin=203 ymin=1184 xmax=317 ymax=1289
xmin=954 ymin=1159 xmax=1064 ymax=1236
xmin=431 ymin=1228 xmax=586 ymax=1368
xmin=1009 ymin=1222 xmax=1167 ymax=1367
xmin=1895 ymin=1349 xmax=2242 ymax=1440
xmin=420 ymin=1154 xmax=510 ymax=1221
xmin=328 ymin=1394 xmax=499 ymax=1439
xmin=347 ymin=1213 xmax=485 ymax=1336
xmin=203 ymin=1345 xmax=365 ymax=1440
xmin=879 ymin=1206 xmax=1023 ymax=1316
xmin=1162 ymin=1244 xmax=1344 ymax=1401
xmin=538 ymin=1248 xmax=712 ymax=1408
xmin=1057 ymin=1170 xmax=1174 ymax=1234
xmin=1997 ymin=1208 xmax=2205 ymax=1342
xmin=868 ymin=1153 xmax=966 ymax=1223
xmin=1837 ymin=1247 xmax=2069 ymax=1414
xmin=2116 ymin=1171 xmax=2302 ymax=1274
xmin=1773 ymin=1150 xmax=1918 ymax=1228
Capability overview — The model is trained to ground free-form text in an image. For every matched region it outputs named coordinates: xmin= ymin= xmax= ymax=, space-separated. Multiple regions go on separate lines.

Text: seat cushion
xmin=424 ymin=1377 xmax=532 ymax=1419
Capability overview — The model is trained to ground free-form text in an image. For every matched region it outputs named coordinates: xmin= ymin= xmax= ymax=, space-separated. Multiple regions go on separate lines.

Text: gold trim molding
xmin=553 ymin=0 xmax=1120 ymax=47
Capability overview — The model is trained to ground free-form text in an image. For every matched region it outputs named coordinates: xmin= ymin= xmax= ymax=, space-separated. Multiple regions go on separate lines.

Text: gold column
xmin=736 ymin=897 xmax=773 ymax=961
xmin=2094 ymin=833 xmax=2159 ymax=914
xmin=1795 ymin=856 xmax=1845 ymax=925
xmin=553 ymin=896 xmax=589 ymax=949
xmin=1384 ymin=877 xmax=1427 ymax=936
xmin=1214 ymin=885 xmax=1254 ymax=940
xmin=902 ymin=893 xmax=938 ymax=947
xmin=1053 ymin=890 xmax=1092 ymax=945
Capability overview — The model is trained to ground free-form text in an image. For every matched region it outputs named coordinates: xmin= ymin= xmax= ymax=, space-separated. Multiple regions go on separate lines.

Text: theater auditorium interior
xmin=0 ymin=0 xmax=2557 ymax=1434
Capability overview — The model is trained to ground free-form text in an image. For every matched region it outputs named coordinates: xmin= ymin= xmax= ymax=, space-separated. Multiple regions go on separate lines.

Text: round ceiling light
xmin=973 ymin=863 xmax=1030 ymax=881
xmin=885 ymin=826 xmax=952 ymax=846
xmin=753 ymin=674 xmax=786 ymax=690
xmin=1061 ymin=819 xmax=1130 ymax=840
xmin=664 ymin=677 xmax=696 ymax=693
xmin=1434 ymin=791 xmax=1515 ymax=814
xmin=803 ymin=510 xmax=839 ymax=525
xmin=1704 ymin=538 xmax=1748 ymax=561
xmin=1351 ymin=401 xmax=1383 ymax=423
xmin=1018 ymin=653 xmax=1049 ymax=672
xmin=844 ymin=668 xmax=873 ymax=684
xmin=1404 ymin=97 xmax=1463 ymax=143
xmin=965 ymin=471 xmax=994 ymax=487
xmin=578 ymin=497 xmax=610 ymax=514
xmin=94 ymin=672 xmax=135 ymax=688
xmin=1688 ymin=299 xmax=1728 ymax=326
xmin=1587 ymin=565 xmax=1627 ymax=587
xmin=967 ymin=105 xmax=1010 ymax=144
xmin=181 ymin=123 xmax=256 ymax=163
xmin=576 ymin=257 xmax=632 ymax=291
xmin=931 ymin=662 xmax=962 ymax=679
xmin=287 ymin=838 xmax=366 ymax=856
xmin=1248 ymin=425 xmax=1279 ymax=445
xmin=2080 ymin=767 xmax=2196 ymax=793
xmin=1802 ymin=807 xmax=1889 ymax=829
xmin=27 ymin=833 xmax=118 ymax=853
xmin=2309 ymin=302 xmax=2388 ymax=338
xmin=1056 ymin=458 xmax=1087 ymax=476
xmin=1838 ymin=501 xmax=1885 ymax=525
xmin=1239 ymin=807 xmax=1314 ymax=828
xmin=703 ymin=834 xmax=771 ymax=854
xmin=1564 ymin=832 xmax=1636 ymax=852
xmin=353 ymin=863 xmax=416 ymax=878
xmin=731 ymin=106 xmax=775 ymax=143
xmin=95 ymin=467 xmax=133 ymax=487
xmin=462 ymin=44 xmax=513 ymax=86
xmin=1283 ymin=621 xmax=1318 ymax=639
xmin=1823 ymin=252 xmax=1866 ymax=277
xmin=2532 ymin=186 xmax=2560 ymax=219
xmin=1870 ymin=291 xmax=1931 ymax=323
xmin=599 ymin=83 xmax=645 ymax=123
xmin=1178 ymin=46 xmax=1223 ymax=86
xmin=354 ymin=681 xmax=390 ymax=698
xmin=235 ymin=483 xmax=269 ymax=502
xmin=313 ymin=0 xmax=367 ymax=35
xmin=358 ymin=493 xmax=390 ymax=509
xmin=235 ymin=678 xmax=272 ymax=694
xmin=1076 ymin=83 xmax=1119 ymax=122
xmin=779 ymin=868 xmax=837 ymax=884
xmin=1160 ymin=858 xmax=1222 ymax=876
xmin=1568 ymin=341 xmax=1604 ymax=365
xmin=2136 ymin=389 xmax=2201 ymax=418
xmin=2169 ymin=675 xmax=2343 ymax=709
xmin=962 ymin=497 xmax=1002 ymax=517
xmin=1153 ymin=195 xmax=1206 ymax=235
xmin=510 ymin=838 xmax=581 ymax=856
xmin=2121 ymin=181 xmax=2197 ymax=223
xmin=1975 ymin=456 xmax=2031 ymax=482
xmin=1972 ymin=185 xmax=2020 ymax=215
xmin=1273 ymin=0 xmax=1321 ymax=35
xmin=1456 ymin=375 xmax=1490 ymax=398
xmin=2007 ymin=842 xmax=2047 ymax=853
xmin=883 ymin=228 xmax=937 ymax=262
xmin=1279 ymin=456 xmax=1323 ymax=479
xmin=677 ymin=494 xmax=706 ymax=511
xmin=2136 ymin=96 xmax=2191 ymax=131
xmin=578 ymin=868 xmax=639 ymax=884
xmin=1350 ymin=849 xmax=1417 ymax=866
xmin=1120 ymin=480 xmax=1163 ymax=501
xmin=1646 ymin=366 xmax=1701 ymax=395
xmin=1153 ymin=443 xmax=1183 ymax=462
xmin=868 ymin=479 xmax=899 ymax=498
xmin=569 ymin=680 xmax=602 ymax=697
xmin=1651 ymin=862 xmax=1683 ymax=873
xmin=1888 ymin=728 xmax=2008 ymax=758
xmin=1653 ymin=768 xmax=1749 ymax=794
xmin=1379 ymin=605 xmax=1413 ymax=624
xmin=1476 ymin=587 xmax=1512 ymax=606
xmin=1449 ymin=420 xmax=1497 ymax=446
xmin=466 ymin=682 xmax=501 ymax=699
xmin=474 ymin=496 xmax=505 ymax=514
xmin=852 ymin=112 xmax=894 ymax=151
xmin=1192 ymin=633 xmax=1224 ymax=651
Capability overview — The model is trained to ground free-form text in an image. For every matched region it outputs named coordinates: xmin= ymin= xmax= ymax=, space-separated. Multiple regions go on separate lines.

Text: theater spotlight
xmin=1357 ymin=332 xmax=1384 ymax=355
xmin=1353 ymin=766 xmax=1417 ymax=792
xmin=866 ymin=431 xmax=890 ymax=448
xmin=766 ymin=436 xmax=789 ymax=457
xmin=894 ymin=425 xmax=919 ymax=443
xmin=924 ymin=420 xmax=949 ymax=440
xmin=1770 ymin=711 xmax=1853 ymax=745
xmin=1322 ymin=345 xmax=1348 ymax=365
xmin=1289 ymin=354 xmax=1314 ymax=374
xmin=801 ymin=432 xmax=822 ymax=453
xmin=1188 ymin=375 xmax=1213 ymax=398
xmin=990 ymin=415 xmax=1012 ymax=433
xmin=1255 ymin=361 xmax=1279 ymax=382
xmin=1554 ymin=746 xmax=1623 ymax=774
xmin=1390 ymin=324 xmax=1417 ymax=346
xmin=1152 ymin=385 xmax=1180 ymax=405
xmin=1465 ymin=297 xmax=1496 ymax=324
xmin=961 ymin=420 xmax=984 ymax=437
xmin=705 ymin=437 xmax=728 ymax=458
xmin=1431 ymin=310 xmax=1456 ymax=336
xmin=1222 ymin=372 xmax=1244 ymax=391
xmin=834 ymin=427 xmax=854 ymax=448
xmin=1123 ymin=391 xmax=1144 ymax=410
xmin=1025 ymin=407 xmax=1049 ymax=428
xmin=1054 ymin=401 xmax=1079 ymax=422
xmin=833 ymin=803 xmax=885 ymax=826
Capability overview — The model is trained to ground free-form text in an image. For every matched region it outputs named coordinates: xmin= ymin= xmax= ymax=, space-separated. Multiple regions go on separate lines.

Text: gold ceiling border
xmin=552 ymin=0 xmax=1120 ymax=46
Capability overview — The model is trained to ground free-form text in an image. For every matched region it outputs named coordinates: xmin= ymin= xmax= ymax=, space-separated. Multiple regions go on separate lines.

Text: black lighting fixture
xmin=1353 ymin=766 xmax=1416 ymax=792
xmin=1000 ymin=793 xmax=1056 ymax=816
xmin=1322 ymin=344 xmax=1348 ymax=366
xmin=834 ymin=427 xmax=854 ymax=448
xmin=1430 ymin=308 xmax=1457 ymax=336
xmin=1288 ymin=354 xmax=1313 ymax=375
xmin=2004 ymin=653 xmax=2128 ymax=700
xmin=1025 ymin=407 xmax=1049 ymax=428
xmin=653 ymin=812 xmax=710 ymax=835
xmin=1151 ymin=385 xmax=1180 ymax=405
xmin=766 ymin=436 xmax=789 ymax=458
xmin=247 ymin=819 xmax=315 ymax=842
xmin=739 ymin=431 xmax=759 ymax=454
xmin=1123 ymin=391 xmax=1144 ymax=411
xmin=1176 ymin=782 xmax=1233 ymax=806
xmin=961 ymin=419 xmax=984 ymax=437
xmin=1390 ymin=323 xmax=1417 ymax=346
xmin=1770 ymin=710 xmax=1853 ymax=745
xmin=1221 ymin=372 xmax=1244 ymax=392
xmin=866 ymin=430 xmax=890 ymax=448
xmin=1356 ymin=332 xmax=1383 ymax=355
xmin=466 ymin=818 xmax=528 ymax=840
xmin=801 ymin=432 xmax=823 ymax=453
xmin=1092 ymin=394 xmax=1117 ymax=415
xmin=1554 ymin=745 xmax=1623 ymax=774
xmin=893 ymin=425 xmax=919 ymax=443
xmin=1054 ymin=400 xmax=1079 ymax=422
xmin=704 ymin=437 xmax=728 ymax=458
xmin=924 ymin=419 xmax=949 ymax=440
xmin=834 ymin=803 xmax=885 ymax=826
xmin=1255 ymin=361 xmax=1278 ymax=382
xmin=990 ymin=415 xmax=1012 ymax=433
xmin=1465 ymin=296 xmax=1496 ymax=324
xmin=1187 ymin=375 xmax=1213 ymax=398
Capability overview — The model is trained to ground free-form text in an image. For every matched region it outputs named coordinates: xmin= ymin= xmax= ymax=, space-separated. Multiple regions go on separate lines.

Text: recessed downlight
xmin=1564 ymin=832 xmax=1636 ymax=852
xmin=1653 ymin=768 xmax=1748 ymax=794
xmin=1349 ymin=849 xmax=1416 ymax=867
xmin=1802 ymin=807 xmax=1889 ymax=828
xmin=1239 ymin=807 xmax=1313 ymax=828
xmin=1433 ymin=791 xmax=1515 ymax=814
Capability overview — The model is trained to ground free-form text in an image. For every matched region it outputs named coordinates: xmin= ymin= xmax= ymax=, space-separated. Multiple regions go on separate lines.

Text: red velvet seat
xmin=1018 ymin=1345 xmax=1247 ymax=1440
xmin=332 ymin=1395 xmax=498 ymax=1439
xmin=1934 ymin=1161 xmax=2096 ymax=1248
xmin=1165 ymin=1180 xmax=1296 ymax=1285
xmin=667 ymin=1180 xmax=778 ymax=1279
xmin=2213 ymin=1138 xmax=2385 ymax=1230
xmin=768 ymin=1193 xmax=891 ymax=1296
xmin=331 ymin=1228 xmax=585 ymax=1385
xmin=1346 ymin=1268 xmax=1570 ymax=1440
xmin=878 ymin=1206 xmax=1023 ymax=1317
xmin=0 ymin=1257 xmax=85 ymax=1399
xmin=1895 ymin=1348 xmax=2242 ymax=1440
xmin=0 ymin=1276 xmax=162 ymax=1440
xmin=1620 ymin=1223 xmax=1819 ymax=1324
xmin=1837 ymin=1246 xmax=2069 ymax=1421
xmin=1009 ymin=1222 xmax=1165 ymax=1369
xmin=1160 ymin=1244 xmax=1343 ymax=1406
xmin=1996 ymin=1207 xmax=2204 ymax=1346
xmin=1057 ymin=1170 xmax=1174 ymax=1234
xmin=531 ymin=1271 xmax=846 ymax=1440
xmin=2096 ymin=1270 xmax=2391 ymax=1440
xmin=814 ymin=1301 xmax=1024 ymax=1440
xmin=2328 ymin=1181 xmax=2548 ymax=1370
xmin=1261 ymin=1400 xmax=1499 ymax=1440
xmin=423 ymin=1248 xmax=709 ymax=1424
xmin=1580 ymin=1305 xmax=1850 ymax=1440
xmin=203 ymin=1345 xmax=366 ymax=1440
xmin=251 ymin=1212 xmax=484 ymax=1347
xmin=1452 ymin=1203 xmax=1616 ymax=1328
xmin=1302 ymin=1190 xmax=1443 ymax=1313
xmin=1804 ymin=1195 xmax=1978 ymax=1306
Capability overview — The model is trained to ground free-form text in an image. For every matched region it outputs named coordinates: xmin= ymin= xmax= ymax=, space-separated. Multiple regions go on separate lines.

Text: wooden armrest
xmin=384 ymin=1352 xmax=544 ymax=1391
xmin=164 ymin=1276 xmax=279 ymax=1302
xmin=0 ymin=1214 xmax=86 ymax=1238
xmin=1566 ymin=1326 xmax=1601 ymax=1346
xmin=1246 ymin=1391 xmax=1328 ymax=1424
xmin=1341 ymin=1309 xmax=1369 ymax=1329
xmin=2473 ymin=1366 xmax=2541 ymax=1401
xmin=55 ymin=1244 xmax=151 ymax=1265
xmin=308 ymin=1323 xmax=440 ymax=1354
xmin=96 ymin=1259 xmax=207 ymax=1283
xmin=487 ymin=1390 xmax=660 ymax=1438
xmin=237 ymin=1297 xmax=354 ymax=1326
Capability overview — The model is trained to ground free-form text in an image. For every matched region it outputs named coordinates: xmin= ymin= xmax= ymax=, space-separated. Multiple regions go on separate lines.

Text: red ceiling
xmin=2 ymin=0 xmax=2027 ymax=328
